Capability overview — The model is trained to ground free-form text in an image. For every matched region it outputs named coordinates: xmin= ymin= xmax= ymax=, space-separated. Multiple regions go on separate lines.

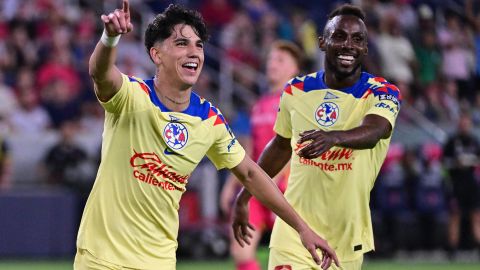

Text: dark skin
xmin=232 ymin=14 xmax=392 ymax=267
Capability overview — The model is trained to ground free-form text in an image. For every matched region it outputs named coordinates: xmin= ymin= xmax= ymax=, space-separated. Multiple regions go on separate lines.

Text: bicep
xmin=93 ymin=66 xmax=123 ymax=102
xmin=362 ymin=114 xmax=392 ymax=139
xmin=257 ymin=134 xmax=292 ymax=177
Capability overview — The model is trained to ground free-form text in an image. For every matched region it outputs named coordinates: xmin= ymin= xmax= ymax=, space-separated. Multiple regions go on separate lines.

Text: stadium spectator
xmin=232 ymin=4 xmax=401 ymax=269
xmin=0 ymin=135 xmax=12 ymax=190
xmin=9 ymin=88 xmax=51 ymax=134
xmin=443 ymin=113 xmax=480 ymax=257
xmin=438 ymin=11 xmax=474 ymax=102
xmin=74 ymin=2 xmax=338 ymax=270
xmin=42 ymin=120 xmax=91 ymax=187
xmin=376 ymin=14 xmax=416 ymax=85
xmin=415 ymin=143 xmax=447 ymax=250
xmin=221 ymin=40 xmax=303 ymax=270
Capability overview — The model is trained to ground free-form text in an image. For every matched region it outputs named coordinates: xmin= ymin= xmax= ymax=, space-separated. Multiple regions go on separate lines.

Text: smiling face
xmin=320 ymin=15 xmax=368 ymax=80
xmin=151 ymin=24 xmax=204 ymax=90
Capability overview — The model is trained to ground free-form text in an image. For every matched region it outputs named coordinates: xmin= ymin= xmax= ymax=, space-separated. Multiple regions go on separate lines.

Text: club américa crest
xmin=163 ymin=122 xmax=188 ymax=150
xmin=315 ymin=102 xmax=339 ymax=127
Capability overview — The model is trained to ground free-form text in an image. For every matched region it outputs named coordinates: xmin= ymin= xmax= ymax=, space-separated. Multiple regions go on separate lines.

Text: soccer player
xmin=220 ymin=40 xmax=303 ymax=270
xmin=74 ymin=1 xmax=338 ymax=270
xmin=232 ymin=4 xmax=401 ymax=270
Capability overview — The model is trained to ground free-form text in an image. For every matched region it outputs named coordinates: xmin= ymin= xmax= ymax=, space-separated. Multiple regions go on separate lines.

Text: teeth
xmin=183 ymin=62 xmax=198 ymax=68
xmin=338 ymin=55 xmax=354 ymax=61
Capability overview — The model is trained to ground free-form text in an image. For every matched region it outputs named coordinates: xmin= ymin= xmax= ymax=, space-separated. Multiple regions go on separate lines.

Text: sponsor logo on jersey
xmin=163 ymin=122 xmax=188 ymax=150
xmin=130 ymin=150 xmax=190 ymax=191
xmin=324 ymin=91 xmax=339 ymax=100
xmin=168 ymin=115 xmax=181 ymax=122
xmin=227 ymin=138 xmax=237 ymax=152
xmin=375 ymin=102 xmax=398 ymax=115
xmin=164 ymin=148 xmax=182 ymax=156
xmin=378 ymin=94 xmax=399 ymax=105
xmin=315 ymin=102 xmax=339 ymax=127
xmin=294 ymin=145 xmax=354 ymax=171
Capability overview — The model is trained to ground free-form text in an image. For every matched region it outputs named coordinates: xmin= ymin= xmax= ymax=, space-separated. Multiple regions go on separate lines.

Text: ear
xmin=149 ymin=46 xmax=162 ymax=65
xmin=318 ymin=36 xmax=326 ymax=51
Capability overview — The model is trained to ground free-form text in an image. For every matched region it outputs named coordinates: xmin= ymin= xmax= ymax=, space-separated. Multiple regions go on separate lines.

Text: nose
xmin=187 ymin=42 xmax=202 ymax=55
xmin=342 ymin=37 xmax=353 ymax=49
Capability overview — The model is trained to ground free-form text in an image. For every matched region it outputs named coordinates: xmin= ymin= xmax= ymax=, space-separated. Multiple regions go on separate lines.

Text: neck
xmin=154 ymin=76 xmax=191 ymax=112
xmin=323 ymin=67 xmax=362 ymax=90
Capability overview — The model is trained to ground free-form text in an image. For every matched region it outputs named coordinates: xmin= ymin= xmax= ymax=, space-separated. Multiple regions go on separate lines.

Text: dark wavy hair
xmin=144 ymin=4 xmax=209 ymax=59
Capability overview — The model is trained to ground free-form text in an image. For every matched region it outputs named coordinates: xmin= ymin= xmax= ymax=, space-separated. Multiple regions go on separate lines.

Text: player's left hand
xmin=297 ymin=129 xmax=338 ymax=159
xmin=231 ymin=198 xmax=255 ymax=247
xmin=298 ymin=228 xmax=340 ymax=269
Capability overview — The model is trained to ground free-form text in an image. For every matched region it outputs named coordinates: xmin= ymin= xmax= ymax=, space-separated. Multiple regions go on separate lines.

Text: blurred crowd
xmin=1 ymin=0 xmax=480 ymax=258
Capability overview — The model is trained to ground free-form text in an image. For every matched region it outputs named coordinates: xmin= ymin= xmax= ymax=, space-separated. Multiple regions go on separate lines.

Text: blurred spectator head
xmin=458 ymin=112 xmax=473 ymax=135
xmin=422 ymin=142 xmax=443 ymax=163
xmin=16 ymin=88 xmax=39 ymax=111
xmin=266 ymin=40 xmax=303 ymax=86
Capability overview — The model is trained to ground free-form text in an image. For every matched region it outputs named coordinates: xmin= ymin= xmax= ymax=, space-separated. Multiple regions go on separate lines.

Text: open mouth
xmin=182 ymin=62 xmax=198 ymax=72
xmin=338 ymin=54 xmax=355 ymax=66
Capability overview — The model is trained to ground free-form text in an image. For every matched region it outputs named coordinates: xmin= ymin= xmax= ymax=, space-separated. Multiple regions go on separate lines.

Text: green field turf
xmin=1 ymin=247 xmax=479 ymax=270
xmin=1 ymin=260 xmax=480 ymax=270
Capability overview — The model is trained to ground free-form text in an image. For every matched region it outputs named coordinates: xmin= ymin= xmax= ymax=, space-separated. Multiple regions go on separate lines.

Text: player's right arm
xmin=230 ymin=150 xmax=338 ymax=269
xmin=89 ymin=0 xmax=133 ymax=102
xmin=233 ymin=134 xmax=291 ymax=209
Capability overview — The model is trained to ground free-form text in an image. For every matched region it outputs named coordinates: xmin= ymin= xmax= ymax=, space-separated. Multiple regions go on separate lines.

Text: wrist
xmin=330 ymin=131 xmax=342 ymax=146
xmin=235 ymin=188 xmax=252 ymax=205
xmin=100 ymin=30 xmax=120 ymax=47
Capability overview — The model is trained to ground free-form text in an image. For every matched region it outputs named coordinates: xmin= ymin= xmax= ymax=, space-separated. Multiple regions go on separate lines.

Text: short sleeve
xmin=98 ymin=74 xmax=151 ymax=114
xmin=206 ymin=118 xmax=246 ymax=170
xmin=97 ymin=74 xmax=130 ymax=114
xmin=366 ymin=88 xmax=401 ymax=130
xmin=273 ymin=91 xmax=292 ymax=138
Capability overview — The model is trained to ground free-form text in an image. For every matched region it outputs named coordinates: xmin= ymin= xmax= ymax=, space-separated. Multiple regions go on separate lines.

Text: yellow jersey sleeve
xmin=365 ymin=78 xmax=401 ymax=130
xmin=99 ymin=74 xmax=151 ymax=114
xmin=206 ymin=110 xmax=245 ymax=169
xmin=273 ymin=85 xmax=294 ymax=139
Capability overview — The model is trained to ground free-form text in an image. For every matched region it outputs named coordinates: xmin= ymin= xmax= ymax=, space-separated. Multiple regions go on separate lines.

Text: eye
xmin=331 ymin=32 xmax=345 ymax=42
xmin=353 ymin=36 xmax=364 ymax=43
xmin=196 ymin=42 xmax=204 ymax=49
xmin=176 ymin=41 xmax=187 ymax=46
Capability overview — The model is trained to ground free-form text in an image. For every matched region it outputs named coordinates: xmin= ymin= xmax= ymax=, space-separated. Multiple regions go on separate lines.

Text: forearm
xmin=235 ymin=135 xmax=291 ymax=205
xmin=330 ymin=114 xmax=392 ymax=149
xmin=330 ymin=125 xmax=386 ymax=149
xmin=89 ymin=39 xmax=119 ymax=83
xmin=234 ymin=159 xmax=307 ymax=233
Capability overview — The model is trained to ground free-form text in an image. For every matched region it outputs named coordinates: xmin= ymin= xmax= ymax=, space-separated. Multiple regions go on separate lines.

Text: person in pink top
xmin=221 ymin=40 xmax=304 ymax=270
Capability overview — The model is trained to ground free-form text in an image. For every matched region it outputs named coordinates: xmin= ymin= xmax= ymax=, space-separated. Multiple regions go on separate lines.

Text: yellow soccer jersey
xmin=270 ymin=71 xmax=401 ymax=262
xmin=76 ymin=74 xmax=245 ymax=269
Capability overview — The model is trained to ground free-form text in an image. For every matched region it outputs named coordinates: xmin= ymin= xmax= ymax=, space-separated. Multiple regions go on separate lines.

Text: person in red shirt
xmin=221 ymin=40 xmax=304 ymax=270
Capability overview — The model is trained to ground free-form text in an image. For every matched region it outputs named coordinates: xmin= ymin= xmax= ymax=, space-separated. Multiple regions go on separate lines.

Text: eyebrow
xmin=173 ymin=37 xmax=203 ymax=44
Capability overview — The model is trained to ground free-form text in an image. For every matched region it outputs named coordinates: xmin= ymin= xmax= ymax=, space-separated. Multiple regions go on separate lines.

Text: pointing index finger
xmin=122 ymin=0 xmax=129 ymax=13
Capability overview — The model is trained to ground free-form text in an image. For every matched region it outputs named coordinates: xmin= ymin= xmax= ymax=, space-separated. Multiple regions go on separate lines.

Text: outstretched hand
xmin=298 ymin=228 xmax=340 ymax=269
xmin=231 ymin=198 xmax=255 ymax=247
xmin=101 ymin=0 xmax=134 ymax=36
xmin=297 ymin=129 xmax=337 ymax=159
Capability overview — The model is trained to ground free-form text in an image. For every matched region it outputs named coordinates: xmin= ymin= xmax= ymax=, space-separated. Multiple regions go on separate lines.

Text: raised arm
xmin=297 ymin=114 xmax=391 ymax=159
xmin=230 ymin=153 xmax=338 ymax=269
xmin=89 ymin=0 xmax=133 ymax=102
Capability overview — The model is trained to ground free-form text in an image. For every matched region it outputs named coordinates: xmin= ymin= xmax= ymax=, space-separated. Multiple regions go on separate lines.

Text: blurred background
xmin=1 ymin=0 xmax=480 ymax=269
